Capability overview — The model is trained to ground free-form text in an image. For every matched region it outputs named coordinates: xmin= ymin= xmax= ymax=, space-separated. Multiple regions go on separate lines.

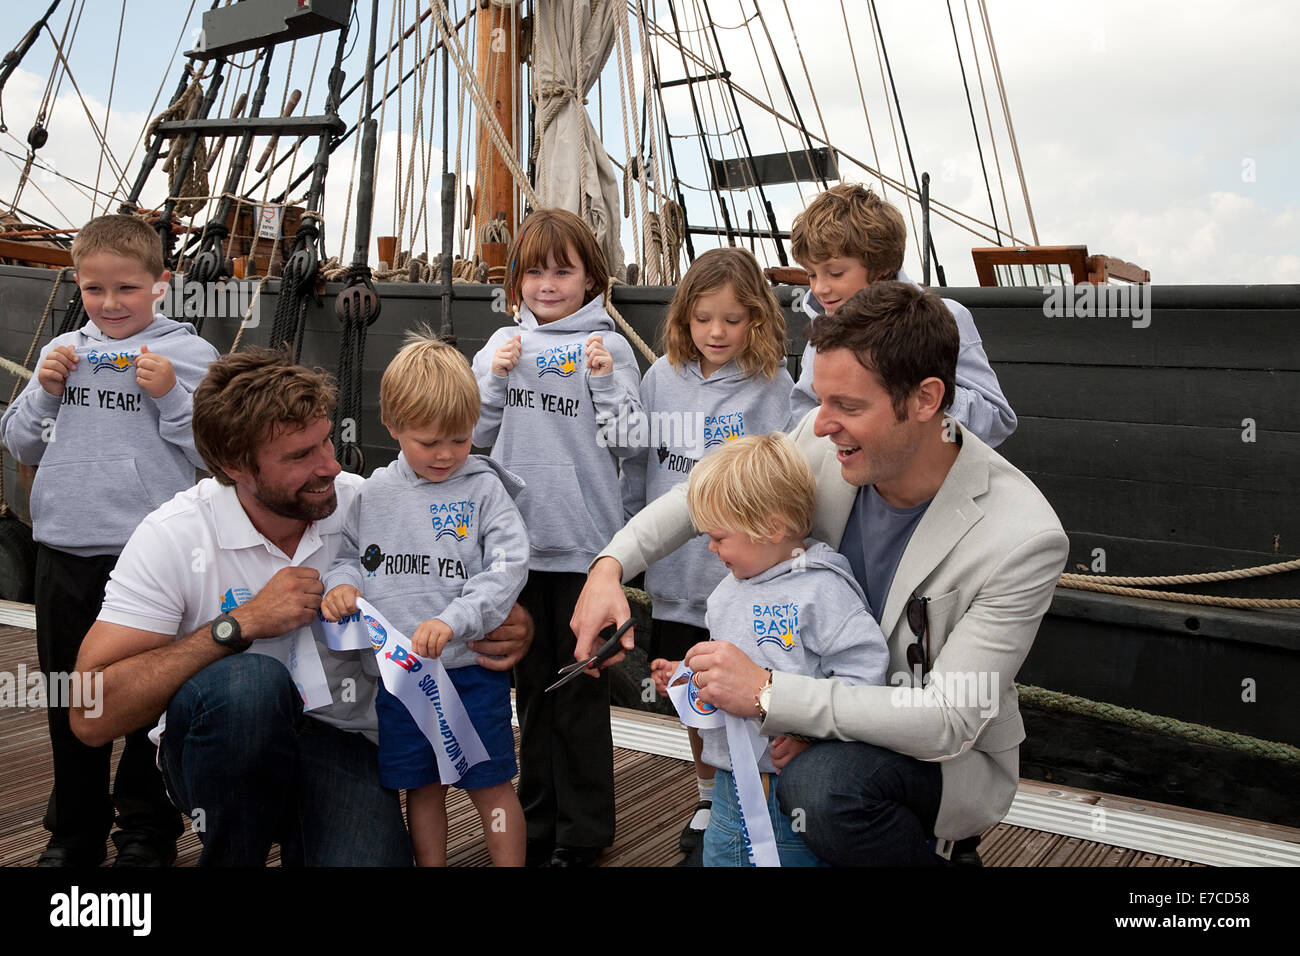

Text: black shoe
xmin=674 ymin=839 xmax=703 ymax=868
xmin=111 ymin=841 xmax=177 ymax=868
xmin=678 ymin=800 xmax=711 ymax=853
xmin=36 ymin=844 xmax=106 ymax=868
xmin=945 ymin=836 xmax=983 ymax=867
xmin=549 ymin=845 xmax=601 ymax=868
xmin=526 ymin=839 xmax=555 ymax=868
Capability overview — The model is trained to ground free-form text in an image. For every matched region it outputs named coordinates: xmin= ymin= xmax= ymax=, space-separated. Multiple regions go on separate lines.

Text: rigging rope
xmin=962 ymin=0 xmax=1016 ymax=251
xmin=976 ymin=0 xmax=1037 ymax=244
xmin=947 ymin=0 xmax=1001 ymax=244
xmin=1058 ymin=557 xmax=1300 ymax=609
xmin=839 ymin=0 xmax=887 ymax=199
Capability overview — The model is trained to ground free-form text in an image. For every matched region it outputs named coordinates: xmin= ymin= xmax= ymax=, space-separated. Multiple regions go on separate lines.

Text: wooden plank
xmin=0 ymin=239 xmax=73 ymax=268
xmin=1024 ymin=471 xmax=1293 ymax=554
xmin=994 ymin=364 xmax=1299 ymax=432
xmin=972 ymin=309 xmax=1300 ymax=371
xmin=998 ymin=417 xmax=1300 ymax=494
xmin=971 ymin=246 xmax=1092 ymax=286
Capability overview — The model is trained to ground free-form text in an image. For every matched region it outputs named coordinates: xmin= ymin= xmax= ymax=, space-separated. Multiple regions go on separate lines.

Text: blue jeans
xmin=159 ymin=654 xmax=411 ymax=866
xmin=703 ymin=769 xmax=827 ymax=867
xmin=775 ymin=740 xmax=943 ymax=866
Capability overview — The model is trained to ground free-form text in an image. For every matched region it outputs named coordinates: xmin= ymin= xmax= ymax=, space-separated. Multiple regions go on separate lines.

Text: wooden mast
xmin=473 ymin=0 xmax=519 ymax=281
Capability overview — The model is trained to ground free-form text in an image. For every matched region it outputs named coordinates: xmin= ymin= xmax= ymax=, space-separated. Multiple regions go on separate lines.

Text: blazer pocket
xmin=922 ymin=587 xmax=962 ymax=658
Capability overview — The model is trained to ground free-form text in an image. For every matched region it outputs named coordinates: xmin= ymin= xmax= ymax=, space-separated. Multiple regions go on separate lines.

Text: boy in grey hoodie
xmin=785 ymin=184 xmax=1016 ymax=446
xmin=322 ymin=332 xmax=529 ymax=866
xmin=0 ymin=214 xmax=217 ymax=866
xmin=651 ymin=433 xmax=889 ymax=866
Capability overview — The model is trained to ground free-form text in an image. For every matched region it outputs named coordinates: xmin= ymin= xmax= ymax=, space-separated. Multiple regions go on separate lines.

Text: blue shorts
xmin=376 ymin=664 xmax=517 ymax=792
xmin=703 ymin=768 xmax=827 ymax=867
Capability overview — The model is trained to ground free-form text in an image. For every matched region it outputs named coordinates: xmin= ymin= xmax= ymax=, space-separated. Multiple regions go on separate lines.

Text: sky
xmin=0 ymin=0 xmax=1296 ymax=285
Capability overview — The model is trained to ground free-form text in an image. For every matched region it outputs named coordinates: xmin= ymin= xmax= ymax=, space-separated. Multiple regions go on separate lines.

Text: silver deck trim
xmin=603 ymin=709 xmax=1300 ymax=868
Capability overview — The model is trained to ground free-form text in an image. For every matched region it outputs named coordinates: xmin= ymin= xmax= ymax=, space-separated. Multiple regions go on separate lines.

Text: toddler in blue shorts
xmin=323 ymin=330 xmax=529 ymax=866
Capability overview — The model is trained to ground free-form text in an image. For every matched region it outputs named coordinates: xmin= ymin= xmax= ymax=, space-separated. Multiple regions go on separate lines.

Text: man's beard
xmin=253 ymin=478 xmax=337 ymax=522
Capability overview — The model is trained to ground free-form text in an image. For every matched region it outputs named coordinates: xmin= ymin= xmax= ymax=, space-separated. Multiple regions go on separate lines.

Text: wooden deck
xmin=2 ymin=620 xmax=1295 ymax=867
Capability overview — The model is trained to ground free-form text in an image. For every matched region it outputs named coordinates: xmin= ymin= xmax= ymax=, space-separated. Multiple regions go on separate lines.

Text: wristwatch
xmin=755 ymin=669 xmax=774 ymax=719
xmin=210 ymin=613 xmax=251 ymax=652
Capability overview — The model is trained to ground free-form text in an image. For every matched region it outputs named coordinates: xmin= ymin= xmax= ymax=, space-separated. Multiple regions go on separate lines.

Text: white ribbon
xmin=667 ymin=662 xmax=780 ymax=867
xmin=320 ymin=599 xmax=489 ymax=786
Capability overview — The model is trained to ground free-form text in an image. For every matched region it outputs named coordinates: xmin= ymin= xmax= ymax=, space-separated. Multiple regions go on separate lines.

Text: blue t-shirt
xmin=839 ymin=485 xmax=931 ymax=621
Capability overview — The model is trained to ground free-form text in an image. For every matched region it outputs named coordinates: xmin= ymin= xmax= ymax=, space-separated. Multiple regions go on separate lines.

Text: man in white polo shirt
xmin=71 ymin=349 xmax=533 ymax=865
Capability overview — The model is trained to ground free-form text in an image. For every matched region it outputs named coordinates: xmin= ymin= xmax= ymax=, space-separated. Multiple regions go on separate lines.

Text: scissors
xmin=545 ymin=619 xmax=634 ymax=693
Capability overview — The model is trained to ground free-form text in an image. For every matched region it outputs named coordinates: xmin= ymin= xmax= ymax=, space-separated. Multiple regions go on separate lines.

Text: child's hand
xmin=135 ymin=345 xmax=176 ymax=399
xmin=491 ymin=335 xmax=522 ymax=377
xmin=413 ymin=618 xmax=454 ymax=658
xmin=649 ymin=658 xmax=679 ymax=699
xmin=37 ymin=346 xmax=79 ymax=397
xmin=321 ymin=585 xmax=361 ymax=622
xmin=585 ymin=334 xmax=612 ymax=377
xmin=769 ymin=735 xmax=813 ymax=771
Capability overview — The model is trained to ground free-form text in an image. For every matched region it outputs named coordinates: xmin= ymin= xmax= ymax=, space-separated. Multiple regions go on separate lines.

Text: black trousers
xmin=35 ymin=544 xmax=182 ymax=858
xmin=515 ymin=570 xmax=615 ymax=849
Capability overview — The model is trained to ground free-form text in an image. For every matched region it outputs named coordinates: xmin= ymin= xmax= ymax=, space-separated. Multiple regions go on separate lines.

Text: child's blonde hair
xmin=790 ymin=183 xmax=906 ymax=281
xmin=505 ymin=208 xmax=610 ymax=313
xmin=71 ymin=214 xmax=166 ymax=277
xmin=687 ymin=433 xmax=815 ymax=542
xmin=380 ymin=326 xmax=480 ymax=434
xmin=661 ymin=247 xmax=786 ymax=378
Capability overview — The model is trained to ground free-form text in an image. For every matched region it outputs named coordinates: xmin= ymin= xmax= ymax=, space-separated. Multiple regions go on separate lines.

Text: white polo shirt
xmin=98 ymin=472 xmax=379 ymax=744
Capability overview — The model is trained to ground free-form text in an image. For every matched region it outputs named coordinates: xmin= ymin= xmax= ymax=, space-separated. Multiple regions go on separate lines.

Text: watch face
xmin=215 ymin=620 xmax=234 ymax=640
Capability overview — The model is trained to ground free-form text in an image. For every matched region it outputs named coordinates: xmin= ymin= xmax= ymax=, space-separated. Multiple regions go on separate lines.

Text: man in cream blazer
xmin=572 ymin=281 xmax=1068 ymax=864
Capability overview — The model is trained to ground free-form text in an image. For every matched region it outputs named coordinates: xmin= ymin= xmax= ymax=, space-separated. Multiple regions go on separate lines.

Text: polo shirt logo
xmin=219 ymin=587 xmax=253 ymax=613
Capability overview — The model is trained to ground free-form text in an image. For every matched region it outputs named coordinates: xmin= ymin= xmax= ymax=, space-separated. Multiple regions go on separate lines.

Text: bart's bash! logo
xmin=536 ymin=343 xmax=583 ymax=378
xmin=431 ymin=500 xmax=476 ymax=541
xmin=88 ymin=349 xmax=137 ymax=373
xmin=364 ymin=615 xmax=387 ymax=650
xmin=752 ymin=602 xmax=799 ymax=652
xmin=704 ymin=411 xmax=744 ymax=448
xmin=219 ymin=587 xmax=253 ymax=613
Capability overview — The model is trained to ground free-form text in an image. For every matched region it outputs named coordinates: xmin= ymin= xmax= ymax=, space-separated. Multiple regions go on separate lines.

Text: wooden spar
xmin=473 ymin=0 xmax=519 ymax=280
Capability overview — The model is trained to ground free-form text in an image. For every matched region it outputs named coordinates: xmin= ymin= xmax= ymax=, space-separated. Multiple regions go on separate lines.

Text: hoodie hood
xmin=799 ymin=267 xmax=919 ymax=320
xmin=394 ymin=452 xmax=526 ymax=498
xmin=77 ymin=313 xmax=203 ymax=346
xmin=746 ymin=540 xmax=868 ymax=603
xmin=677 ymin=354 xmax=789 ymax=386
xmin=516 ymin=294 xmax=614 ymax=335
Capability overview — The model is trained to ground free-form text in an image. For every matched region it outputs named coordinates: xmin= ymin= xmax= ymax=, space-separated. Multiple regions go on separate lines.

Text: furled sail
xmin=531 ymin=0 xmax=626 ymax=279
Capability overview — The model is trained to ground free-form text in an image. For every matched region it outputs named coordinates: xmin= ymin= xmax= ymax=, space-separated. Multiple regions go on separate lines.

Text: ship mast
xmin=472 ymin=0 xmax=519 ymax=281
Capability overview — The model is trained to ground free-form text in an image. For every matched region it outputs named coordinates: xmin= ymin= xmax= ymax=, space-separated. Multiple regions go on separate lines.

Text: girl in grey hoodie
xmin=470 ymin=209 xmax=642 ymax=866
xmin=621 ymin=247 xmax=792 ymax=852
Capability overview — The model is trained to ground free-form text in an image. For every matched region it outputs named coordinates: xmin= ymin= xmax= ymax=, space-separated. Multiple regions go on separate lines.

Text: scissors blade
xmin=545 ymin=619 xmax=634 ymax=693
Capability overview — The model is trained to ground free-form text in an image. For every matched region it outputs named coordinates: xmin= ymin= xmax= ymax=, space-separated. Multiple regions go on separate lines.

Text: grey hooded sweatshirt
xmin=324 ymin=453 xmax=529 ymax=670
xmin=0 ymin=315 xmax=217 ymax=556
xmin=621 ymin=355 xmax=792 ymax=626
xmin=788 ymin=269 xmax=1017 ymax=446
xmin=700 ymin=541 xmax=890 ymax=773
xmin=471 ymin=295 xmax=644 ymax=573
